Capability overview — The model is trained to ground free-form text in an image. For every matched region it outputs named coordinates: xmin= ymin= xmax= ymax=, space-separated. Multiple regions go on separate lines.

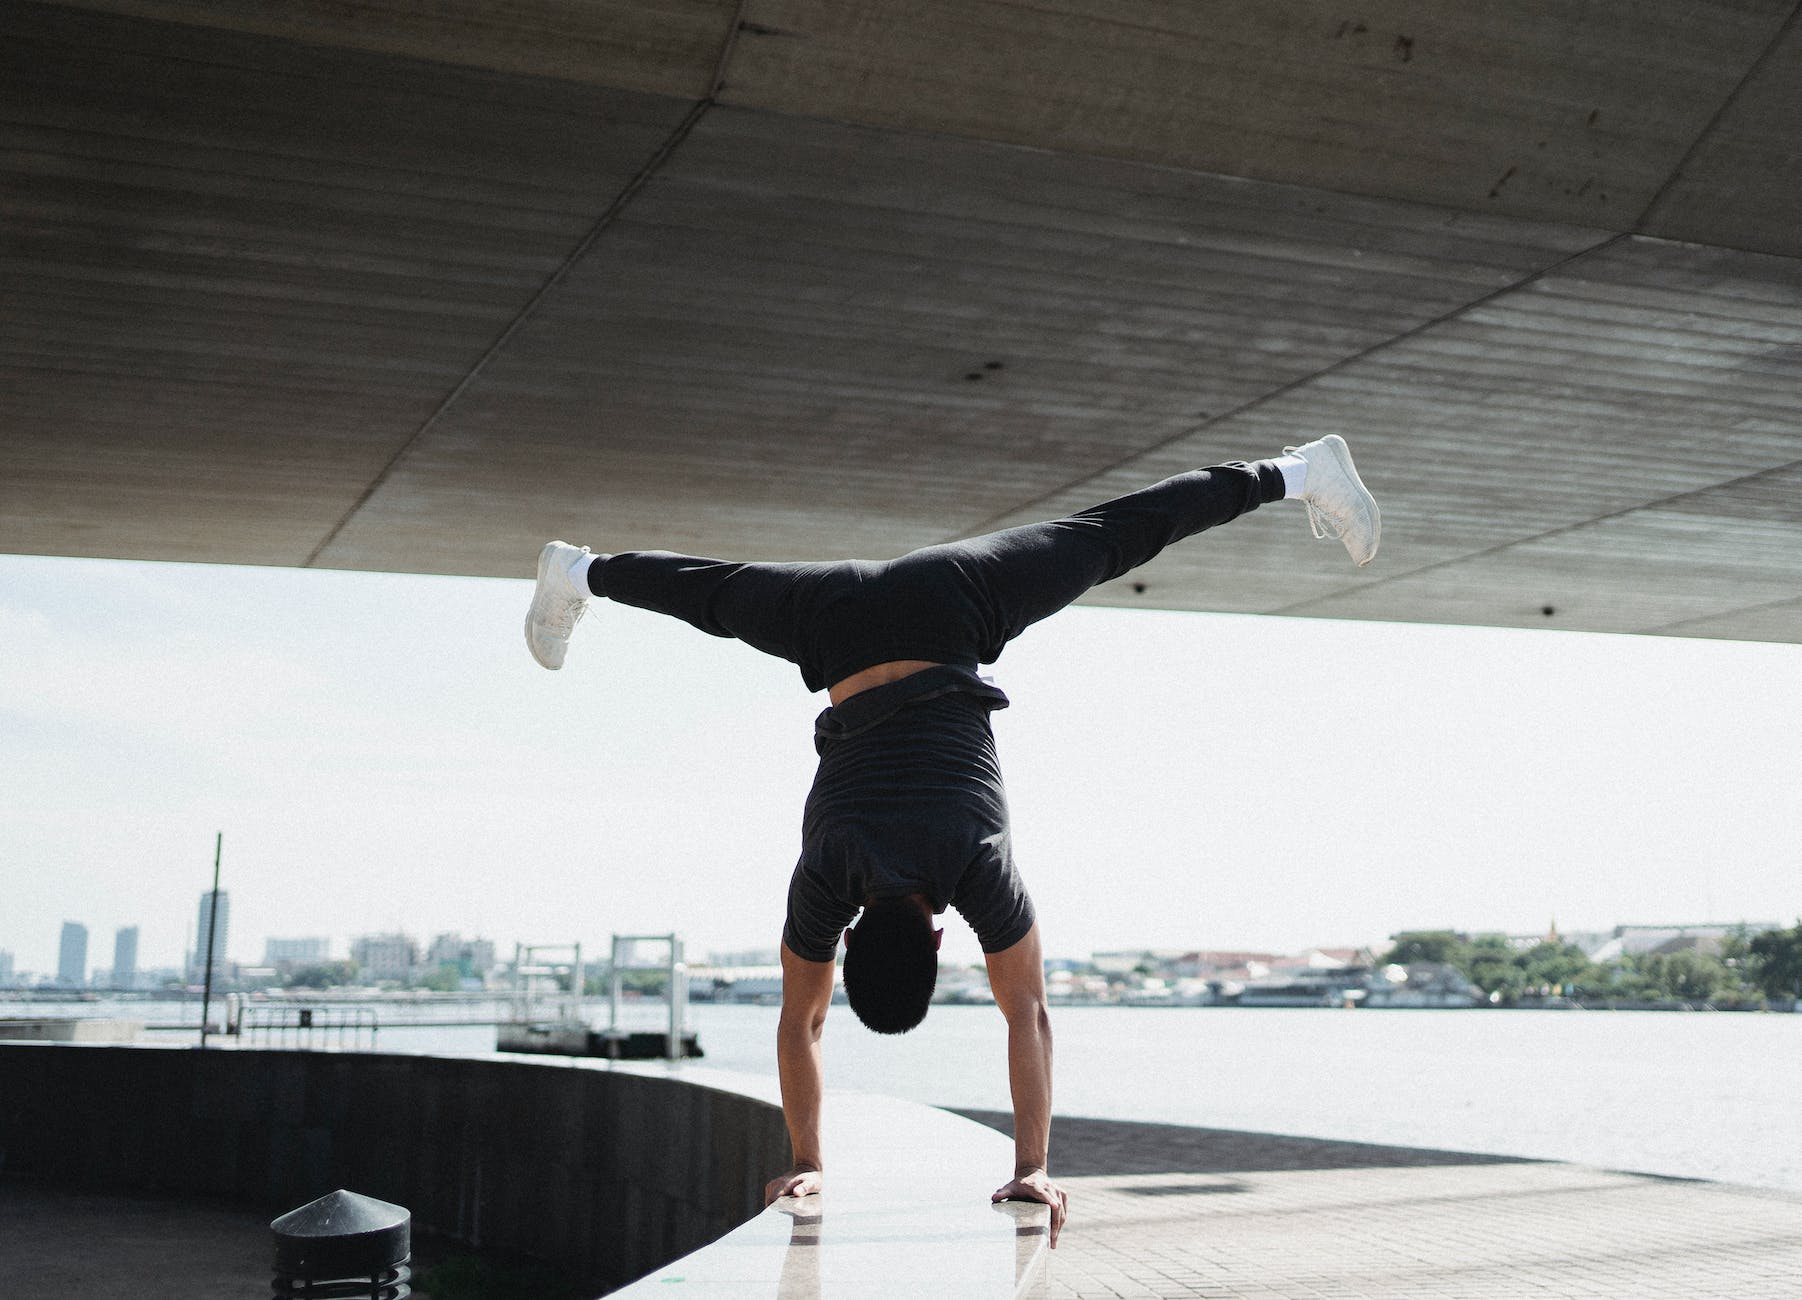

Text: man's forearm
xmin=1006 ymin=1002 xmax=1054 ymax=1174
xmin=776 ymin=1014 xmax=825 ymax=1170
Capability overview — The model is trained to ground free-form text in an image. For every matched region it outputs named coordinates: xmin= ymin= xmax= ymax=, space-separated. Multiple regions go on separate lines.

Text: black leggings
xmin=590 ymin=461 xmax=1285 ymax=693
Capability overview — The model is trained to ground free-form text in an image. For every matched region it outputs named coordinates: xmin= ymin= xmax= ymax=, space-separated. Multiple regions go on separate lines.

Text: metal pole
xmin=676 ymin=936 xmax=688 ymax=1055
xmin=199 ymin=831 xmax=221 ymax=1049
xmin=667 ymin=935 xmax=682 ymax=1060
xmin=609 ymin=936 xmax=623 ymax=1033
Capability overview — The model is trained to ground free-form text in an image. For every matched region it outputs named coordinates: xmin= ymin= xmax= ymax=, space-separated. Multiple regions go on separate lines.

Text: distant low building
xmin=425 ymin=934 xmax=497 ymax=985
xmin=1304 ymin=946 xmax=1377 ymax=968
xmin=1046 ymin=969 xmax=1113 ymax=1003
xmin=1234 ymin=965 xmax=1374 ymax=1007
xmin=1090 ymin=949 xmax=1192 ymax=975
xmin=1550 ymin=929 xmax=1616 ymax=956
xmin=1367 ymin=962 xmax=1483 ymax=1008
xmin=935 ymin=968 xmax=995 ymax=1005
xmin=1584 ymin=922 xmax=1778 ymax=964
xmin=1175 ymin=950 xmax=1287 ymax=978
xmin=701 ymin=973 xmax=784 ymax=1003
xmin=265 ymin=937 xmax=330 ymax=965
xmin=350 ymin=933 xmax=419 ymax=984
xmin=707 ymin=947 xmax=781 ymax=968
xmin=1495 ymin=920 xmax=1568 ymax=951
xmin=689 ymin=958 xmax=785 ymax=1003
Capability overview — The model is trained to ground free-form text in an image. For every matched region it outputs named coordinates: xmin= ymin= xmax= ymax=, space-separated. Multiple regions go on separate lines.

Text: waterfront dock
xmin=7 ymin=1109 xmax=1799 ymax=1298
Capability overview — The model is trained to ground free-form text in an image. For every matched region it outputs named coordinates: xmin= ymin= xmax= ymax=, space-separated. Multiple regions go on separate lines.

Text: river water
xmin=9 ymin=1000 xmax=1797 ymax=1193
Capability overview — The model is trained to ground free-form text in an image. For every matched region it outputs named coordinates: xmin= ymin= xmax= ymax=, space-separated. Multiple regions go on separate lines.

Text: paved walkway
xmin=8 ymin=1116 xmax=1801 ymax=1299
xmin=954 ymin=1110 xmax=1802 ymax=1299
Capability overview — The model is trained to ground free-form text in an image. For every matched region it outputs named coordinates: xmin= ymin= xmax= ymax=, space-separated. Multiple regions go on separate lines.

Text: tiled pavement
xmin=953 ymin=1110 xmax=1802 ymax=1300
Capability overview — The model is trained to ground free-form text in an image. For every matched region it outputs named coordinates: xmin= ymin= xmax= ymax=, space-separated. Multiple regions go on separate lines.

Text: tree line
xmin=1382 ymin=922 xmax=1802 ymax=1008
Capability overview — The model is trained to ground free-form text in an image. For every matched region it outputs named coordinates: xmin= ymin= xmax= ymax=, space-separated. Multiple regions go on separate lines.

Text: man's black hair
xmin=842 ymin=897 xmax=938 ymax=1035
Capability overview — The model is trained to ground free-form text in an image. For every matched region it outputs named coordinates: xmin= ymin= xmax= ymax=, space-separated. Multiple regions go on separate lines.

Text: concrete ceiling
xmin=4 ymin=0 xmax=1800 ymax=644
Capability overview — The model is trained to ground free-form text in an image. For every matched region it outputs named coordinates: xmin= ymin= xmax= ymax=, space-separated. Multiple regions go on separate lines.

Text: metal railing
xmin=236 ymin=1003 xmax=379 ymax=1049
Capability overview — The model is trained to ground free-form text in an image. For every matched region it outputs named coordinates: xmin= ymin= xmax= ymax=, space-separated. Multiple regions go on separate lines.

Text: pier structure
xmin=498 ymin=935 xmax=703 ymax=1060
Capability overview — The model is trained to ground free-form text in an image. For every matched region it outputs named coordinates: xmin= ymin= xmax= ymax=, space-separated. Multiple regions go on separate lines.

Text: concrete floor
xmin=6 ymin=1117 xmax=1802 ymax=1299
xmin=958 ymin=1111 xmax=1802 ymax=1300
xmin=0 ymin=1183 xmax=274 ymax=1298
xmin=1037 ymin=1161 xmax=1802 ymax=1299
xmin=0 ymin=1182 xmax=490 ymax=1299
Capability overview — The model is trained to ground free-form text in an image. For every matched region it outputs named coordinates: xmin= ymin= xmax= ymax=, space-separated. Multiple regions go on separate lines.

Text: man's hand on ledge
xmin=991 ymin=1168 xmax=1068 ymax=1248
xmin=763 ymin=1164 xmax=823 ymax=1206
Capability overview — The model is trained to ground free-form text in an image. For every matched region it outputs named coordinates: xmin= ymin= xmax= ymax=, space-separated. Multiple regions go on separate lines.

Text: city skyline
xmin=3 ymin=553 xmax=1799 ymax=977
xmin=3 ymin=909 xmax=1787 ymax=987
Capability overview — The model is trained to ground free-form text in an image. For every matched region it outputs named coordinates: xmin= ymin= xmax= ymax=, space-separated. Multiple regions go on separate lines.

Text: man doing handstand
xmin=523 ymin=435 xmax=1380 ymax=1246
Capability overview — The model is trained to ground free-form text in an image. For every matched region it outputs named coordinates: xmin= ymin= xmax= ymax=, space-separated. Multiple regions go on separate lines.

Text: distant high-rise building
xmin=57 ymin=922 xmax=88 ymax=986
xmin=264 ymin=937 xmax=330 ymax=965
xmin=193 ymin=890 xmax=230 ymax=984
xmin=112 ymin=926 xmax=140 ymax=989
xmin=0 ymin=950 xmax=14 ymax=986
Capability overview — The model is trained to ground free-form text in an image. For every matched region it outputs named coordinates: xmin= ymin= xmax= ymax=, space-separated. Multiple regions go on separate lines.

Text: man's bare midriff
xmin=827 ymin=660 xmax=944 ymax=706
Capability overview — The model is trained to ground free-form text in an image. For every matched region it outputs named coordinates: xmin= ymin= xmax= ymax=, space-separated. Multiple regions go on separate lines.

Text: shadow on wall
xmin=0 ymin=1044 xmax=789 ymax=1295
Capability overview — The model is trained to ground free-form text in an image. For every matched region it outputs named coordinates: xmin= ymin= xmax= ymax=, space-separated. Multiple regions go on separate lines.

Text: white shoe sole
xmin=525 ymin=610 xmax=559 ymax=670
xmin=1314 ymin=434 xmax=1380 ymax=567
xmin=525 ymin=540 xmax=583 ymax=670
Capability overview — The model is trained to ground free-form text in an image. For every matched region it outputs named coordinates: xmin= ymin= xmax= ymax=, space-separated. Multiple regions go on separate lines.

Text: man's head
xmin=842 ymin=895 xmax=942 ymax=1034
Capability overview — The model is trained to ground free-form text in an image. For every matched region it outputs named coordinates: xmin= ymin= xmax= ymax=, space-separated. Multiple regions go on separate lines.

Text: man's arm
xmin=983 ymin=922 xmax=1068 ymax=1246
xmin=765 ymin=938 xmax=835 ymax=1205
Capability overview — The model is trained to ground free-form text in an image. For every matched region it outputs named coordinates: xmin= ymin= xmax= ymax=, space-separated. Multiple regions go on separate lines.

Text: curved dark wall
xmin=0 ymin=1044 xmax=789 ymax=1291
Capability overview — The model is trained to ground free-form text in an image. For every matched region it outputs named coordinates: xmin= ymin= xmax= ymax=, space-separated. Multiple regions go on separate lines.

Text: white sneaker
xmin=525 ymin=541 xmax=592 ymax=670
xmin=1286 ymin=435 xmax=1381 ymax=567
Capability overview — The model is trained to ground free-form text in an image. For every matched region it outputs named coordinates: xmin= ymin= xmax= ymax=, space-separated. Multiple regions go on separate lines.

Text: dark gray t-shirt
xmin=782 ymin=665 xmax=1037 ymax=962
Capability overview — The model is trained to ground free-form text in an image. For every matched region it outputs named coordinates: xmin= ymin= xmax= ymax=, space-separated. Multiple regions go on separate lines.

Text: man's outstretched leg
xmin=526 ymin=542 xmax=849 ymax=677
xmin=524 ymin=433 xmax=1378 ymax=672
xmin=865 ymin=434 xmax=1380 ymax=667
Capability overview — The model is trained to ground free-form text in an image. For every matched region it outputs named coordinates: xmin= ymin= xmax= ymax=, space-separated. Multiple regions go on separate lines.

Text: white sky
xmin=2 ymin=551 xmax=1798 ymax=976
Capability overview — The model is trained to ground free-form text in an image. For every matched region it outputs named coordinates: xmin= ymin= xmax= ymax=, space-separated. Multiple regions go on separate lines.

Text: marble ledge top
xmin=609 ymin=1070 xmax=1051 ymax=1298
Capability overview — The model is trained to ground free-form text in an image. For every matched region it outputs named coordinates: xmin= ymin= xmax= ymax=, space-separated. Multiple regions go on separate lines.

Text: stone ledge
xmin=610 ymin=1075 xmax=1050 ymax=1297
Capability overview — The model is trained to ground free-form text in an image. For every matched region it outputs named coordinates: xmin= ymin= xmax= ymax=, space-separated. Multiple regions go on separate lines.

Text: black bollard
xmin=271 ymin=1189 xmax=412 ymax=1299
